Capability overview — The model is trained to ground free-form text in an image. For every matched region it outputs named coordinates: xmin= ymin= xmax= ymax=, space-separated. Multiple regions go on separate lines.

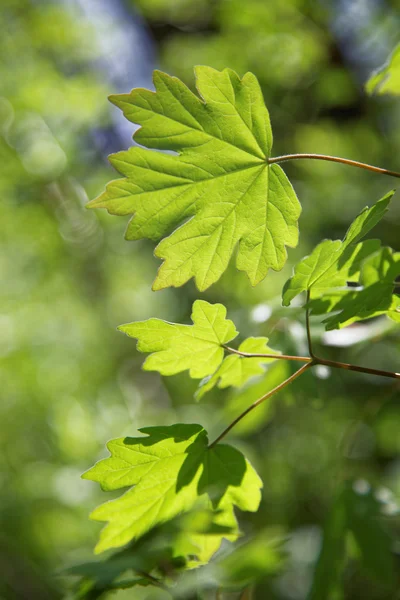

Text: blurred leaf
xmin=119 ymin=300 xmax=238 ymax=379
xmin=308 ymin=490 xmax=347 ymax=600
xmin=65 ymin=509 xmax=238 ymax=598
xmin=83 ymin=424 xmax=262 ymax=554
xmin=215 ymin=533 xmax=285 ymax=588
xmin=345 ymin=486 xmax=395 ymax=586
xmin=196 ymin=337 xmax=280 ymax=400
xmin=366 ymin=44 xmax=400 ymax=96
xmin=309 ymin=483 xmax=395 ymax=599
xmin=88 ymin=66 xmax=300 ymax=290
xmin=283 ymin=192 xmax=393 ymax=306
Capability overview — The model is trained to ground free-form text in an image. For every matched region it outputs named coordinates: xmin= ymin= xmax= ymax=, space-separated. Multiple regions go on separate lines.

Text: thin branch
xmin=223 ymin=345 xmax=311 ymax=363
xmin=316 ymin=357 xmax=400 ymax=380
xmin=268 ymin=153 xmax=400 ymax=179
xmin=224 ymin=343 xmax=400 ymax=379
xmin=208 ymin=362 xmax=314 ymax=448
xmin=305 ymin=291 xmax=315 ymax=359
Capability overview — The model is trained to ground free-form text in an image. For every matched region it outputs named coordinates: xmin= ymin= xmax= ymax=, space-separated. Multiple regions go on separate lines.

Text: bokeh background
xmin=1 ymin=0 xmax=400 ymax=598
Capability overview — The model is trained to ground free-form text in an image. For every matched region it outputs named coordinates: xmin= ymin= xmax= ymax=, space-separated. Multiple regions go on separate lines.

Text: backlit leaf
xmin=83 ymin=424 xmax=262 ymax=554
xmin=88 ymin=67 xmax=301 ymax=290
xmin=311 ymin=247 xmax=400 ymax=329
xmin=118 ymin=299 xmax=238 ymax=379
xmin=282 ymin=192 xmax=393 ymax=306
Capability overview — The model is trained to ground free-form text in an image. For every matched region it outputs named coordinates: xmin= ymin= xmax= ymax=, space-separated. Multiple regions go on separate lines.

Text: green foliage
xmin=88 ymin=67 xmax=301 ymax=290
xmin=119 ymin=299 xmax=280 ymax=398
xmin=310 ymin=247 xmax=400 ymax=329
xmin=282 ymin=192 xmax=393 ymax=307
xmin=119 ymin=300 xmax=237 ymax=378
xmin=81 ymin=62 xmax=399 ymax=599
xmin=4 ymin=3 xmax=400 ymax=599
xmin=366 ymin=44 xmax=400 ymax=96
xmin=310 ymin=484 xmax=395 ymax=599
xmin=83 ymin=424 xmax=262 ymax=554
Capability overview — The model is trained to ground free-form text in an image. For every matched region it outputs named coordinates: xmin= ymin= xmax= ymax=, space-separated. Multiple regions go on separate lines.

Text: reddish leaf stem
xmin=268 ymin=153 xmax=400 ymax=178
xmin=208 ymin=362 xmax=314 ymax=448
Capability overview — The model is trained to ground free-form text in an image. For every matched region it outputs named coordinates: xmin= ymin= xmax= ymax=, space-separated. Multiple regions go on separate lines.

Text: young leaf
xmin=88 ymin=67 xmax=301 ymax=290
xmin=366 ymin=43 xmax=400 ymax=96
xmin=321 ymin=247 xmax=400 ymax=330
xmin=83 ymin=423 xmax=262 ymax=554
xmin=196 ymin=337 xmax=280 ymax=400
xmin=119 ymin=300 xmax=238 ymax=379
xmin=282 ymin=192 xmax=394 ymax=306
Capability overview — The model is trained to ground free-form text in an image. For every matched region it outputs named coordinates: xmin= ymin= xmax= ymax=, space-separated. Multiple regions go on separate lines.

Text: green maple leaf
xmin=119 ymin=299 xmax=238 ymax=379
xmin=282 ymin=192 xmax=394 ymax=306
xmin=196 ymin=337 xmax=280 ymax=400
xmin=88 ymin=66 xmax=300 ymax=290
xmin=317 ymin=247 xmax=400 ymax=330
xmin=83 ymin=424 xmax=262 ymax=554
xmin=366 ymin=43 xmax=400 ymax=96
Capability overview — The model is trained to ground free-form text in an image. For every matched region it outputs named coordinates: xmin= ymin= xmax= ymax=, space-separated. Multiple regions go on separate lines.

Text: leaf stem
xmin=208 ymin=362 xmax=314 ymax=448
xmin=268 ymin=153 xmax=400 ymax=178
xmin=305 ymin=291 xmax=315 ymax=359
xmin=223 ymin=345 xmax=311 ymax=363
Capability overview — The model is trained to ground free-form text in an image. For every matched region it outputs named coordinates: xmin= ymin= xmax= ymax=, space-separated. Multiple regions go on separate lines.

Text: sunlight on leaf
xmin=118 ymin=299 xmax=238 ymax=379
xmin=316 ymin=247 xmax=400 ymax=330
xmin=88 ymin=66 xmax=301 ymax=290
xmin=83 ymin=424 xmax=262 ymax=554
xmin=282 ymin=192 xmax=394 ymax=306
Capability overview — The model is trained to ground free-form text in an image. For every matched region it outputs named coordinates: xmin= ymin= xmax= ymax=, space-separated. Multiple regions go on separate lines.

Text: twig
xmin=208 ymin=362 xmax=314 ymax=448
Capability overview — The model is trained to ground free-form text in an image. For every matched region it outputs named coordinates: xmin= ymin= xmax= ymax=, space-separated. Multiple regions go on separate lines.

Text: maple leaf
xmin=196 ymin=337 xmax=280 ymax=400
xmin=88 ymin=67 xmax=300 ymax=290
xmin=311 ymin=247 xmax=400 ymax=330
xmin=83 ymin=424 xmax=262 ymax=554
xmin=119 ymin=299 xmax=238 ymax=379
xmin=282 ymin=192 xmax=394 ymax=306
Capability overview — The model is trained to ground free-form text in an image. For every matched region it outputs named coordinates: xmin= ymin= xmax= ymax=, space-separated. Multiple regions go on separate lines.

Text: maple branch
xmin=223 ymin=345 xmax=311 ymax=363
xmin=268 ymin=154 xmax=400 ymax=179
xmin=209 ymin=362 xmax=314 ymax=448
xmin=315 ymin=357 xmax=400 ymax=380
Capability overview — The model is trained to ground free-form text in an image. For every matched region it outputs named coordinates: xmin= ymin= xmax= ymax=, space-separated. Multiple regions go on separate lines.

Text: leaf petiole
xmin=223 ymin=345 xmax=311 ymax=363
xmin=208 ymin=362 xmax=314 ymax=448
xmin=268 ymin=153 xmax=400 ymax=178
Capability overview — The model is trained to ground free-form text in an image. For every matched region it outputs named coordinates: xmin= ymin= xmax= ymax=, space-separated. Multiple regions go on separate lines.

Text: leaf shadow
xmin=177 ymin=442 xmax=247 ymax=509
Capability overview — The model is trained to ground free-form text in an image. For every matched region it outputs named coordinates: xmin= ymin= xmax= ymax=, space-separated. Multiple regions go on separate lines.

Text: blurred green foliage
xmin=1 ymin=0 xmax=400 ymax=598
